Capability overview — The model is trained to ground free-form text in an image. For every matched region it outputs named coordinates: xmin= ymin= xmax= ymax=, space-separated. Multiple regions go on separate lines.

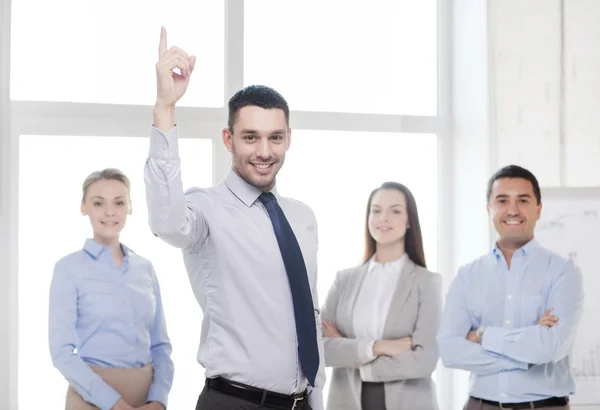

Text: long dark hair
xmin=363 ymin=182 xmax=427 ymax=268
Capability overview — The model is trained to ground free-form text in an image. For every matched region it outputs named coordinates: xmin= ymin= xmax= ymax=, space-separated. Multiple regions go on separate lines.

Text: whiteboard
xmin=535 ymin=187 xmax=600 ymax=406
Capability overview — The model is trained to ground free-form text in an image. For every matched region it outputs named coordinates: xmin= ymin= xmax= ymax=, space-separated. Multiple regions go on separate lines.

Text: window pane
xmin=276 ymin=131 xmax=438 ymax=403
xmin=11 ymin=2 xmax=224 ymax=107
xmin=18 ymin=135 xmax=212 ymax=409
xmin=244 ymin=1 xmax=437 ymax=115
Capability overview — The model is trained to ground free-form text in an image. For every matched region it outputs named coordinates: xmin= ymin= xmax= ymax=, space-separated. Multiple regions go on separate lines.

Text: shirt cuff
xmin=358 ymin=340 xmax=377 ymax=365
xmin=91 ymin=381 xmax=121 ymax=410
xmin=308 ymin=386 xmax=324 ymax=410
xmin=481 ymin=326 xmax=509 ymax=355
xmin=149 ymin=125 xmax=179 ymax=160
xmin=359 ymin=362 xmax=376 ymax=382
xmin=147 ymin=384 xmax=169 ymax=409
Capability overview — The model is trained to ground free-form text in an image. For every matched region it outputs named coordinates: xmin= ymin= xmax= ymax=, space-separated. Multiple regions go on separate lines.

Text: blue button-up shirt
xmin=49 ymin=239 xmax=174 ymax=410
xmin=437 ymin=239 xmax=584 ymax=402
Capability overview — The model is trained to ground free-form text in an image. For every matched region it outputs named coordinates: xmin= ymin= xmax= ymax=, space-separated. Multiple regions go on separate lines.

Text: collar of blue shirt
xmin=83 ymin=238 xmax=133 ymax=260
xmin=491 ymin=238 xmax=540 ymax=260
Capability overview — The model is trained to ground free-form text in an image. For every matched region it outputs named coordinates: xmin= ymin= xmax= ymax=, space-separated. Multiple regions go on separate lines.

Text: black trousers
xmin=196 ymin=384 xmax=312 ymax=410
xmin=361 ymin=382 xmax=386 ymax=410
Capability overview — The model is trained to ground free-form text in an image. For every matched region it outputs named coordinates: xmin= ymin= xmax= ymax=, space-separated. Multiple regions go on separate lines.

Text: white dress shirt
xmin=144 ymin=126 xmax=325 ymax=409
xmin=353 ymin=254 xmax=406 ymax=381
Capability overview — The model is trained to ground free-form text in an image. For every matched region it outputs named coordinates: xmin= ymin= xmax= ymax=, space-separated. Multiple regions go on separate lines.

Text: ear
xmin=286 ymin=127 xmax=292 ymax=151
xmin=222 ymin=127 xmax=234 ymax=153
xmin=128 ymin=199 xmax=133 ymax=216
xmin=537 ymin=201 xmax=542 ymax=220
xmin=80 ymin=202 xmax=87 ymax=216
xmin=486 ymin=203 xmax=491 ymax=216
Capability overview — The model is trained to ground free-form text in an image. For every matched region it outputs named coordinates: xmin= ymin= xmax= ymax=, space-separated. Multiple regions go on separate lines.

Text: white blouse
xmin=353 ymin=253 xmax=406 ymax=381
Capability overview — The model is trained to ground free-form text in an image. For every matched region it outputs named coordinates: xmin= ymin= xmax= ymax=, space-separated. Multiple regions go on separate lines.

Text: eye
xmin=116 ymin=201 xmax=125 ymax=206
xmin=370 ymin=209 xmax=380 ymax=214
xmin=271 ymin=135 xmax=283 ymax=141
xmin=520 ymin=199 xmax=529 ymax=204
xmin=244 ymin=135 xmax=257 ymax=141
xmin=93 ymin=202 xmax=102 ymax=207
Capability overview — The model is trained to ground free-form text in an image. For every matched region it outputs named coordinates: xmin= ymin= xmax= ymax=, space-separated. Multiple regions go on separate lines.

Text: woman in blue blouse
xmin=49 ymin=168 xmax=174 ymax=410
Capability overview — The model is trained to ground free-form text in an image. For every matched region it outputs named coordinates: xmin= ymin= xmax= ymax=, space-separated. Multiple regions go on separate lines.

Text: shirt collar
xmin=367 ymin=253 xmax=407 ymax=274
xmin=224 ymin=168 xmax=279 ymax=207
xmin=83 ymin=238 xmax=131 ymax=260
xmin=491 ymin=238 xmax=540 ymax=259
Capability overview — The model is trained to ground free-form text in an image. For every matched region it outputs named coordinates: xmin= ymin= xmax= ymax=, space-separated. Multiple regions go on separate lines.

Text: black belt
xmin=473 ymin=396 xmax=569 ymax=409
xmin=206 ymin=377 xmax=308 ymax=410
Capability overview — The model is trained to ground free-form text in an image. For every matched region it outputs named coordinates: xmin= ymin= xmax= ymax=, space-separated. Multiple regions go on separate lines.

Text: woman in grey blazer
xmin=321 ymin=182 xmax=442 ymax=410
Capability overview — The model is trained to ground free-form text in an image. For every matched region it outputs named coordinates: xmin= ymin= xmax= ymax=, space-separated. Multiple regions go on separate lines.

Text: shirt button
xmin=501 ymin=393 xmax=506 ymax=398
xmin=161 ymin=144 xmax=167 ymax=151
xmin=507 ymin=295 xmax=513 ymax=300
xmin=506 ymin=320 xmax=511 ymax=325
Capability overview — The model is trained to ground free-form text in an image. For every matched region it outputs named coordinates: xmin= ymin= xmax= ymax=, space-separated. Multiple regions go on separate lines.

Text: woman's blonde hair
xmin=82 ymin=168 xmax=131 ymax=202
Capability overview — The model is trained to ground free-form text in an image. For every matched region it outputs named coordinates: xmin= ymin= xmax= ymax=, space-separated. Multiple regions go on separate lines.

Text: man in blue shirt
xmin=437 ymin=165 xmax=584 ymax=409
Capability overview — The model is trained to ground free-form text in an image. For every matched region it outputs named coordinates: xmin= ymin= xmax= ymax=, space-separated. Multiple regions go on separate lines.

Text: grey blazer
xmin=321 ymin=257 xmax=442 ymax=410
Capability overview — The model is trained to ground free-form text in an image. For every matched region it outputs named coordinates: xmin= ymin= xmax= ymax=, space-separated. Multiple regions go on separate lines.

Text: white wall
xmin=490 ymin=0 xmax=600 ymax=186
xmin=0 ymin=0 xmax=17 ymax=407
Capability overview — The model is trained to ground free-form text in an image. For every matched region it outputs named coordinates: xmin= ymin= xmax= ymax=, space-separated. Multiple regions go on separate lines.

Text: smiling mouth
xmin=503 ymin=220 xmax=524 ymax=226
xmin=251 ymin=163 xmax=274 ymax=172
xmin=101 ymin=221 xmax=118 ymax=226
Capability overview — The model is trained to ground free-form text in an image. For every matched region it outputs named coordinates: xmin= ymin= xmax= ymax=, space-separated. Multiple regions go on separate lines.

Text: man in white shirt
xmin=144 ymin=28 xmax=325 ymax=410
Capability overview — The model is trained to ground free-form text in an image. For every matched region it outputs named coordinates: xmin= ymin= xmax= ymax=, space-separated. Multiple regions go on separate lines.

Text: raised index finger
xmin=159 ymin=26 xmax=168 ymax=57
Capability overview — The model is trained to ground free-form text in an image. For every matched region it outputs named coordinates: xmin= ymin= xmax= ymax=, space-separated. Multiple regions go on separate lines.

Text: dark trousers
xmin=361 ymin=382 xmax=386 ymax=410
xmin=196 ymin=384 xmax=312 ymax=410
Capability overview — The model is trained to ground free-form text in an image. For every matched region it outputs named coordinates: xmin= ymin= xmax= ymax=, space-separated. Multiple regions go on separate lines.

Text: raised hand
xmin=155 ymin=26 xmax=196 ymax=109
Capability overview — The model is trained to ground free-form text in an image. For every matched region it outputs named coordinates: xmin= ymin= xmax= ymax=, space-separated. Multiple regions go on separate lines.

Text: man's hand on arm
xmin=537 ymin=309 xmax=559 ymax=328
xmin=465 ymin=309 xmax=559 ymax=344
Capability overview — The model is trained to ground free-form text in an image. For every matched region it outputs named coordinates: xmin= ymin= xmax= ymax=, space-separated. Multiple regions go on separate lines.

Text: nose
xmin=104 ymin=206 xmax=115 ymax=216
xmin=378 ymin=211 xmax=388 ymax=222
xmin=256 ymin=139 xmax=272 ymax=160
xmin=506 ymin=200 xmax=519 ymax=215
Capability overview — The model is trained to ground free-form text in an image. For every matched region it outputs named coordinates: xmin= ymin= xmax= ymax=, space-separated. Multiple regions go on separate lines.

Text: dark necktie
xmin=259 ymin=192 xmax=319 ymax=386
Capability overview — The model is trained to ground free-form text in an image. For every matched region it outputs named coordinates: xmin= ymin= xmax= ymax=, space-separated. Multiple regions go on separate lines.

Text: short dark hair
xmin=227 ymin=85 xmax=290 ymax=132
xmin=487 ymin=165 xmax=541 ymax=204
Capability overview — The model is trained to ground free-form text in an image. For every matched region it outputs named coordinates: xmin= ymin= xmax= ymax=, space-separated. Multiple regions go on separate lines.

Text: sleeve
xmin=48 ymin=261 xmax=121 ymax=410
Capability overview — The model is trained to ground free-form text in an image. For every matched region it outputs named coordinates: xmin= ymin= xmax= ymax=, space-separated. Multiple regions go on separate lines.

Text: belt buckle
xmin=291 ymin=397 xmax=302 ymax=410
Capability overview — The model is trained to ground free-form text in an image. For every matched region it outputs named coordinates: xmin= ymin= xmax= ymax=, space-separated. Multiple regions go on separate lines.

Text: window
xmin=278 ymin=130 xmax=438 ymax=297
xmin=244 ymin=1 xmax=437 ymax=115
xmin=18 ymin=135 xmax=212 ymax=410
xmin=10 ymin=2 xmax=224 ymax=106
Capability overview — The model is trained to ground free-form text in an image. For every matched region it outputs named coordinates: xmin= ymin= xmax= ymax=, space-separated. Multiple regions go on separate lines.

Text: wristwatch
xmin=476 ymin=326 xmax=487 ymax=342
